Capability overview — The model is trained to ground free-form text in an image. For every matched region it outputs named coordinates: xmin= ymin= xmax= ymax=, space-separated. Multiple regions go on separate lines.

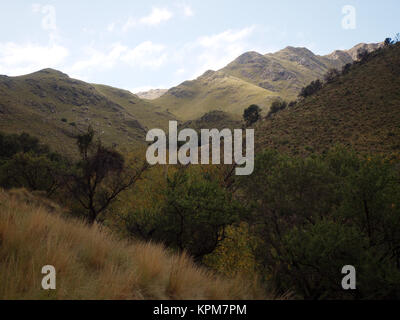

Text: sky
xmin=0 ymin=0 xmax=398 ymax=93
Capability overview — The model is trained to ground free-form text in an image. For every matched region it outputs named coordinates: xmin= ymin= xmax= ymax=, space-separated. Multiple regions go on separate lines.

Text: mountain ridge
xmin=153 ymin=42 xmax=382 ymax=120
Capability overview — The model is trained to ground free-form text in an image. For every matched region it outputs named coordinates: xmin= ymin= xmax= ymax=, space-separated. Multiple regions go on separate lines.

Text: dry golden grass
xmin=0 ymin=189 xmax=266 ymax=300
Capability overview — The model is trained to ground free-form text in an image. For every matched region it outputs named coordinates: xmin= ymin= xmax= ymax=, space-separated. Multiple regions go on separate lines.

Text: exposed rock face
xmin=325 ymin=43 xmax=383 ymax=62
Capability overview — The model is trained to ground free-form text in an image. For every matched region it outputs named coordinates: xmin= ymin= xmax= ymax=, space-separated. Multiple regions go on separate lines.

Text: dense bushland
xmin=240 ymin=147 xmax=400 ymax=299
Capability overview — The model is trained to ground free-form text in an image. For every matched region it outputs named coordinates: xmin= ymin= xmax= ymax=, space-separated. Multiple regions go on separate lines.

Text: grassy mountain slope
xmin=92 ymin=84 xmax=173 ymax=131
xmin=153 ymin=43 xmax=381 ymax=121
xmin=0 ymin=69 xmax=173 ymax=157
xmin=153 ymin=70 xmax=278 ymax=120
xmin=0 ymin=188 xmax=264 ymax=300
xmin=256 ymin=43 xmax=400 ymax=156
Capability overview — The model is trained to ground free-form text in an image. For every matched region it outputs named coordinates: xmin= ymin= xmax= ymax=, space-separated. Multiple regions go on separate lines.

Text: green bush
xmin=240 ymin=147 xmax=400 ymax=299
xmin=299 ymin=80 xmax=323 ymax=98
xmin=243 ymin=104 xmax=261 ymax=126
xmin=267 ymin=100 xmax=287 ymax=117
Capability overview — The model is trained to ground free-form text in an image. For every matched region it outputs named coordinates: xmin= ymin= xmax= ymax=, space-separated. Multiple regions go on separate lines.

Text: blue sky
xmin=0 ymin=0 xmax=398 ymax=92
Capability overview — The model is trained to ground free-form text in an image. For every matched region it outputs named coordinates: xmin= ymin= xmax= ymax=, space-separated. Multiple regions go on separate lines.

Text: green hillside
xmin=0 ymin=69 xmax=174 ymax=157
xmin=256 ymin=42 xmax=400 ymax=156
xmin=153 ymin=70 xmax=278 ymax=121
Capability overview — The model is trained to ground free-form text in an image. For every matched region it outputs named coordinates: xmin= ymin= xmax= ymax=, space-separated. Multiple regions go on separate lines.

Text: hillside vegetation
xmin=256 ymin=42 xmax=400 ymax=155
xmin=0 ymin=188 xmax=265 ymax=300
xmin=180 ymin=110 xmax=243 ymax=133
xmin=0 ymin=69 xmax=173 ymax=157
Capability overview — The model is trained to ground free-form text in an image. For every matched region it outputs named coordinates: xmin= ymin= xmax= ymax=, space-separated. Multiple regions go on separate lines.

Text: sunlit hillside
xmin=0 ymin=188 xmax=265 ymax=300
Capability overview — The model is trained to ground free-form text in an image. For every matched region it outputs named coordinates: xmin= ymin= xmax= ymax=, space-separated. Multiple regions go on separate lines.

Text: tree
xmin=0 ymin=131 xmax=50 ymax=160
xmin=0 ymin=152 xmax=65 ymax=196
xmin=64 ymin=127 xmax=148 ymax=224
xmin=267 ymin=99 xmax=287 ymax=117
xmin=243 ymin=104 xmax=261 ymax=127
xmin=385 ymin=38 xmax=394 ymax=47
xmin=0 ymin=131 xmax=67 ymax=195
xmin=124 ymin=168 xmax=240 ymax=262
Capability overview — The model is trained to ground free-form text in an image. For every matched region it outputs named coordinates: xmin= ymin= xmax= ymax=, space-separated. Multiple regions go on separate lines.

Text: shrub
xmin=243 ymin=104 xmax=261 ymax=126
xmin=267 ymin=100 xmax=287 ymax=117
xmin=0 ymin=132 xmax=67 ymax=195
xmin=299 ymin=79 xmax=323 ymax=98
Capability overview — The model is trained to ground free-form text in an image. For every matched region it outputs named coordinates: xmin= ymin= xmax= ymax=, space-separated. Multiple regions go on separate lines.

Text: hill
xmin=0 ymin=69 xmax=174 ymax=157
xmin=0 ymin=188 xmax=265 ymax=300
xmin=255 ymin=43 xmax=400 ymax=156
xmin=153 ymin=70 xmax=278 ymax=120
xmin=152 ymin=43 xmax=381 ymax=121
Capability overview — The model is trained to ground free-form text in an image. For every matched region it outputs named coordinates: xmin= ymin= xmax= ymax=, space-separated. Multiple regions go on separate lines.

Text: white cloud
xmin=68 ymin=43 xmax=127 ymax=75
xmin=67 ymin=41 xmax=167 ymax=78
xmin=197 ymin=26 xmax=255 ymax=48
xmin=140 ymin=7 xmax=173 ymax=26
xmin=175 ymin=2 xmax=194 ymax=17
xmin=122 ymin=7 xmax=173 ymax=31
xmin=181 ymin=4 xmax=194 ymax=17
xmin=32 ymin=4 xmax=58 ymax=41
xmin=0 ymin=42 xmax=69 ymax=76
xmin=122 ymin=41 xmax=167 ymax=68
xmin=175 ymin=68 xmax=186 ymax=75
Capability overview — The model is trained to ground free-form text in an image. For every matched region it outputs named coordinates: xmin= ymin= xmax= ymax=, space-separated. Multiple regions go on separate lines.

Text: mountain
xmin=0 ymin=69 xmax=174 ymax=157
xmin=152 ymin=43 xmax=381 ymax=121
xmin=255 ymin=42 xmax=400 ymax=156
xmin=136 ymin=89 xmax=168 ymax=100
